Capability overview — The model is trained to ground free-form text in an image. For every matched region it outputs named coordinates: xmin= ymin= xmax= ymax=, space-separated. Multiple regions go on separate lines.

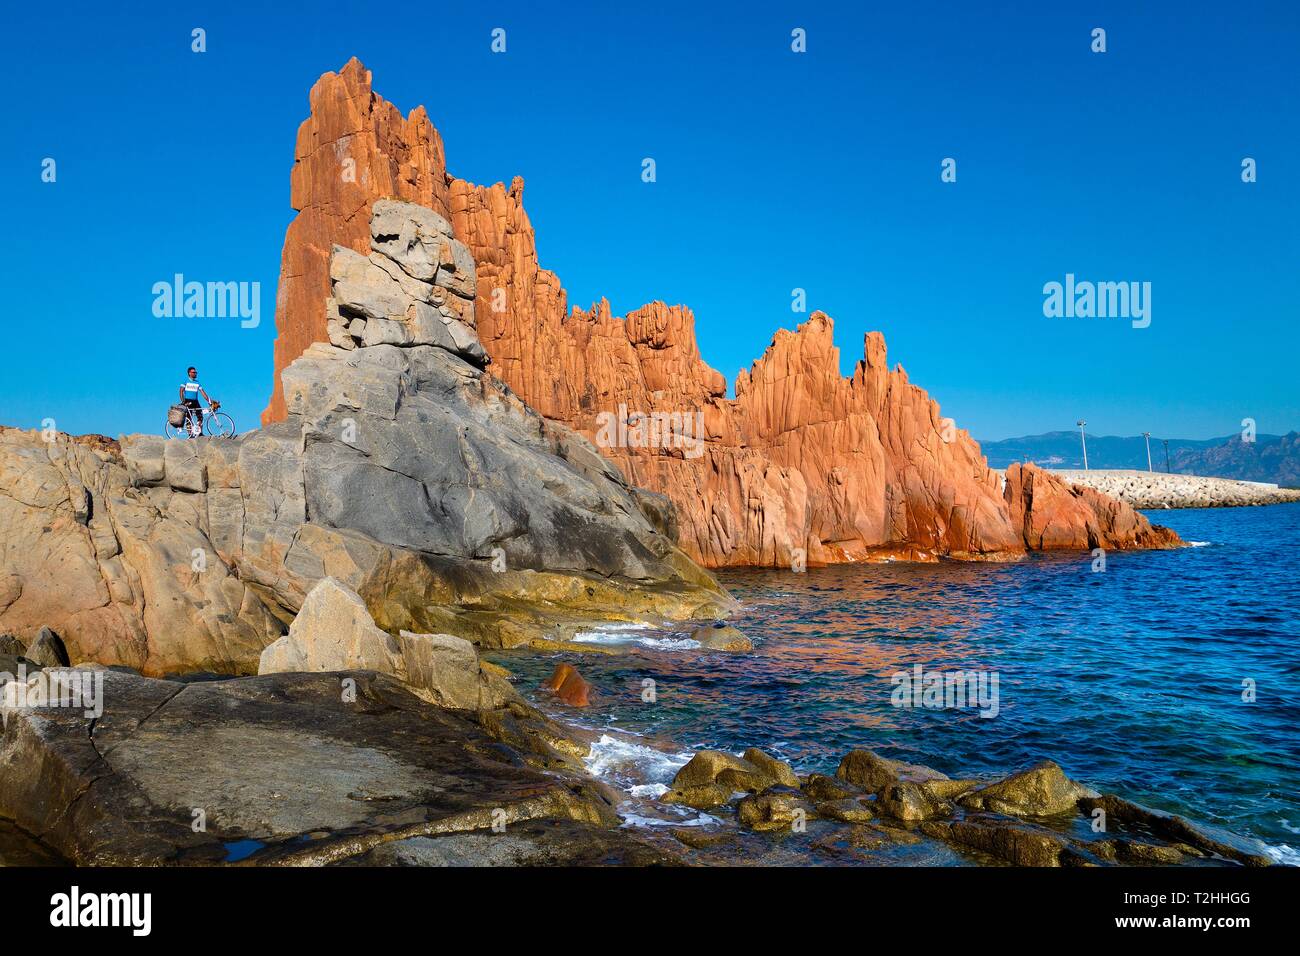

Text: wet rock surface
xmin=0 ymin=661 xmax=1274 ymax=868
xmin=648 ymin=746 xmax=1275 ymax=868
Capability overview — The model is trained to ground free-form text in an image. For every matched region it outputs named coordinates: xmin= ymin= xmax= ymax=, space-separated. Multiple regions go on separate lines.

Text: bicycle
xmin=165 ymin=400 xmax=236 ymax=439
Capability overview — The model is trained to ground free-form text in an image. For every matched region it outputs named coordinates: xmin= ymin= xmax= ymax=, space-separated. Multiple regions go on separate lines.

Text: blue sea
xmin=496 ymin=503 xmax=1300 ymax=863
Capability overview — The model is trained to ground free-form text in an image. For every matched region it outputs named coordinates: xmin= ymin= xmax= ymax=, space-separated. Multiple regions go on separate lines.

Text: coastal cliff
xmin=262 ymin=58 xmax=1180 ymax=567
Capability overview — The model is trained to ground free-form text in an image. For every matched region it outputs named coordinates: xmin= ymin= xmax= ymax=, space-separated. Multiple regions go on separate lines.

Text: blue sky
xmin=2 ymin=0 xmax=1296 ymax=441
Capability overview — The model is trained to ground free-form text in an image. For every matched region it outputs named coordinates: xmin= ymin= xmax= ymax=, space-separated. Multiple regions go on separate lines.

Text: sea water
xmin=495 ymin=503 xmax=1300 ymax=864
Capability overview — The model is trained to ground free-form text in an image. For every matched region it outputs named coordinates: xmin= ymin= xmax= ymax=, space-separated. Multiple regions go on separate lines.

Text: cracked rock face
xmin=0 ymin=202 xmax=731 ymax=675
xmin=262 ymin=58 xmax=1181 ymax=567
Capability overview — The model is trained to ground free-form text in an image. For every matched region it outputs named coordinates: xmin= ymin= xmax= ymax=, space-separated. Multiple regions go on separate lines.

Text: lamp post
xmin=1077 ymin=419 xmax=1089 ymax=471
xmin=1163 ymin=439 xmax=1172 ymax=473
xmin=1143 ymin=432 xmax=1153 ymax=472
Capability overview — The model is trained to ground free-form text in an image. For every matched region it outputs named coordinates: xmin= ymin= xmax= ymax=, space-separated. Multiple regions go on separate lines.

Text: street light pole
xmin=1077 ymin=420 xmax=1089 ymax=471
xmin=1163 ymin=439 xmax=1172 ymax=473
xmin=1143 ymin=432 xmax=1153 ymax=472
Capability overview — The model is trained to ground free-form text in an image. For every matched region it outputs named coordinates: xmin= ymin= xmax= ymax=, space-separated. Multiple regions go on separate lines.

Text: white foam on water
xmin=1187 ymin=541 xmax=1212 ymax=547
xmin=639 ymin=636 xmax=703 ymax=650
xmin=572 ymin=622 xmax=701 ymax=650
xmin=584 ymin=732 xmax=693 ymax=783
xmin=583 ymin=733 xmax=724 ymax=829
xmin=1266 ymin=843 xmax=1300 ymax=866
xmin=629 ymin=783 xmax=670 ymax=799
xmin=619 ymin=808 xmax=721 ymax=829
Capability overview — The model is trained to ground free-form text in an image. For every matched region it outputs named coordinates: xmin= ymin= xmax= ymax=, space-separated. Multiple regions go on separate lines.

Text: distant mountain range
xmin=977 ymin=430 xmax=1300 ymax=487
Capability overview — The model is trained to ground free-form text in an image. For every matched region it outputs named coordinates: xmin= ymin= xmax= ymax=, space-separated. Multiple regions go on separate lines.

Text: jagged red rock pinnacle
xmin=263 ymin=59 xmax=1180 ymax=566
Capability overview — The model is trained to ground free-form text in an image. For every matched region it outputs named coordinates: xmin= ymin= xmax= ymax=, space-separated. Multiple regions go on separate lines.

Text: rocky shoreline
xmin=1049 ymin=469 xmax=1300 ymax=510
xmin=0 ymin=617 xmax=1275 ymax=866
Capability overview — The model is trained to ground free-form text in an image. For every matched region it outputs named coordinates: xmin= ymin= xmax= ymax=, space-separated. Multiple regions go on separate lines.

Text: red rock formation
xmin=1004 ymin=463 xmax=1182 ymax=551
xmin=264 ymin=58 xmax=453 ymax=423
xmin=541 ymin=662 xmax=591 ymax=708
xmin=263 ymin=59 xmax=1181 ymax=566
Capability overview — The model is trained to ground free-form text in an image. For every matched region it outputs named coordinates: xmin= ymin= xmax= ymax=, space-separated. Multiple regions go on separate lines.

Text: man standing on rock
xmin=178 ymin=366 xmax=213 ymax=437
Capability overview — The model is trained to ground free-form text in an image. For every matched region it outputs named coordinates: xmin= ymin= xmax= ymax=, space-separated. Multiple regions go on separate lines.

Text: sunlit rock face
xmin=262 ymin=58 xmax=1180 ymax=567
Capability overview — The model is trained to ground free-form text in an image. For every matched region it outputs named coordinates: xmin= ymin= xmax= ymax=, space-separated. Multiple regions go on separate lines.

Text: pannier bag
xmin=168 ymin=405 xmax=189 ymax=427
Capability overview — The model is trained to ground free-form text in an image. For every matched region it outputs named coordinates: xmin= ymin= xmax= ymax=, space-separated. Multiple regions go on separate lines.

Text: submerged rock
xmin=1078 ymin=794 xmax=1273 ymax=867
xmin=803 ymin=773 xmax=863 ymax=802
xmin=920 ymin=818 xmax=1086 ymax=868
xmin=815 ymin=798 xmax=876 ymax=824
xmin=691 ymin=623 xmax=752 ymax=651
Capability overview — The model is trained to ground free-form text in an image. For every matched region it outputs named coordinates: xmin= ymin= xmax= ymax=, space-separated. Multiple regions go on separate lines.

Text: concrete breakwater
xmin=1047 ymin=469 xmax=1300 ymax=510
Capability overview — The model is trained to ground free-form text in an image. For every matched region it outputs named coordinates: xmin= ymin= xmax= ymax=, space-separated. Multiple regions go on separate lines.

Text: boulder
xmin=737 ymin=787 xmax=814 ymax=832
xmin=25 ymin=627 xmax=69 ymax=668
xmin=836 ymin=748 xmax=949 ymax=794
xmin=0 ymin=635 xmax=24 ymax=657
xmin=398 ymin=631 xmax=501 ymax=711
xmin=877 ymin=781 xmax=953 ymax=822
xmin=672 ymin=750 xmax=772 ymax=792
xmin=258 ymin=578 xmax=396 ymax=674
xmin=258 ymin=578 xmax=512 ymax=711
xmin=957 ymin=760 xmax=1098 ymax=817
xmin=815 ymin=798 xmax=876 ymax=823
xmin=742 ymin=747 xmax=800 ymax=788
xmin=1078 ymin=794 xmax=1273 ymax=866
xmin=1091 ymin=839 xmax=1187 ymax=865
xmin=803 ymin=773 xmax=863 ymax=802
xmin=540 ymin=662 xmax=591 ymax=707
xmin=692 ymin=623 xmax=752 ymax=652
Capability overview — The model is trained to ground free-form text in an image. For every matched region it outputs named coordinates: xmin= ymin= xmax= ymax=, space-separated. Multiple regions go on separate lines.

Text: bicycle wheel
xmin=164 ymin=420 xmax=187 ymax=439
xmin=206 ymin=412 xmax=236 ymax=438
